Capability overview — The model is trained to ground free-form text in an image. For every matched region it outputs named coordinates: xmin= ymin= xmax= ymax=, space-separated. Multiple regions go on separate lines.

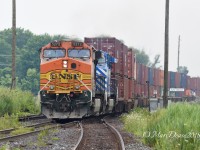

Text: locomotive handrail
xmin=76 ymin=76 xmax=92 ymax=93
xmin=39 ymin=78 xmax=52 ymax=92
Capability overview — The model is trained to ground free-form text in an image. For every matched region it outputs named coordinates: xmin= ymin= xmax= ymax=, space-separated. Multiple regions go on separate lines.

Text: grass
xmin=37 ymin=128 xmax=50 ymax=146
xmin=0 ymin=86 xmax=40 ymax=117
xmin=122 ymin=103 xmax=200 ymax=150
xmin=11 ymin=127 xmax=34 ymax=136
xmin=0 ymin=114 xmax=20 ymax=130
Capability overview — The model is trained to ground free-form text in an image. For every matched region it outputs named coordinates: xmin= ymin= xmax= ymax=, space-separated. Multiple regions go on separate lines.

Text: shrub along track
xmin=75 ymin=117 xmax=125 ymax=150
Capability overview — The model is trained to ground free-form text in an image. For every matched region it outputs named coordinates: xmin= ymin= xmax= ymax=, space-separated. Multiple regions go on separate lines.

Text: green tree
xmin=0 ymin=67 xmax=12 ymax=87
xmin=133 ymin=48 xmax=150 ymax=66
xmin=20 ymin=68 xmax=39 ymax=95
xmin=0 ymin=39 xmax=12 ymax=68
xmin=0 ymin=28 xmax=33 ymax=50
xmin=177 ymin=66 xmax=189 ymax=75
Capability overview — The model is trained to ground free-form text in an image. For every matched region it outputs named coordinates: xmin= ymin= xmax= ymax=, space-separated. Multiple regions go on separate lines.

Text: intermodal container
xmin=122 ymin=44 xmax=129 ymax=77
xmin=170 ymin=71 xmax=176 ymax=88
xmin=144 ymin=66 xmax=148 ymax=85
xmin=190 ymin=77 xmax=195 ymax=90
xmin=144 ymin=84 xmax=148 ymax=97
xmin=187 ymin=76 xmax=191 ymax=89
xmin=197 ymin=77 xmax=200 ymax=91
xmin=135 ymin=83 xmax=141 ymax=96
xmin=175 ymin=72 xmax=181 ymax=88
xmin=141 ymin=84 xmax=145 ymax=96
xmin=124 ymin=77 xmax=129 ymax=100
xmin=118 ymin=77 xmax=124 ymax=99
xmin=136 ymin=63 xmax=143 ymax=84
xmin=148 ymin=67 xmax=154 ymax=85
xmin=127 ymin=50 xmax=135 ymax=79
xmin=84 ymin=37 xmax=122 ymax=76
xmin=128 ymin=79 xmax=135 ymax=99
xmin=139 ymin=64 xmax=143 ymax=84
xmin=154 ymin=68 xmax=160 ymax=86
xmin=180 ymin=73 xmax=187 ymax=88
xmin=160 ymin=70 xmax=164 ymax=86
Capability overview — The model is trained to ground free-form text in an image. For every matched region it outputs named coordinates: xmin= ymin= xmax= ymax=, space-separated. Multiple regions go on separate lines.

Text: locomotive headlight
xmin=75 ymin=85 xmax=80 ymax=90
xmin=50 ymin=85 xmax=55 ymax=90
xmin=63 ymin=60 xmax=68 ymax=68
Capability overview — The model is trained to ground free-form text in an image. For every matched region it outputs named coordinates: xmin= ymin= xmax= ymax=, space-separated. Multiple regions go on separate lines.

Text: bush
xmin=122 ymin=103 xmax=200 ymax=150
xmin=0 ymin=86 xmax=40 ymax=117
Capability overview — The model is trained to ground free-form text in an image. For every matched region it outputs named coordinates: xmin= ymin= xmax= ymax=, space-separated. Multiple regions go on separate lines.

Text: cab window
xmin=44 ymin=49 xmax=65 ymax=58
xmin=68 ymin=49 xmax=90 ymax=59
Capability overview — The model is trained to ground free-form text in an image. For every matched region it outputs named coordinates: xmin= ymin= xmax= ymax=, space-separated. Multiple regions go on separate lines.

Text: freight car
xmin=39 ymin=40 xmax=120 ymax=119
xmin=85 ymin=37 xmax=200 ymax=105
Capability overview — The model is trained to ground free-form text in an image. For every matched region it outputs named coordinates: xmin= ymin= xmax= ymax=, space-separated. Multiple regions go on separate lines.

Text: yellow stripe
xmin=40 ymin=70 xmax=91 ymax=81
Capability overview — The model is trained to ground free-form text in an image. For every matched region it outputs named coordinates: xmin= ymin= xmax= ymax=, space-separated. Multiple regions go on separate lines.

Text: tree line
xmin=0 ymin=28 xmax=67 ymax=94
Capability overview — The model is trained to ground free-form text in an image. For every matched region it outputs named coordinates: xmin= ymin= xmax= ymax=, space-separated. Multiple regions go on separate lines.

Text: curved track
xmin=75 ymin=117 xmax=125 ymax=150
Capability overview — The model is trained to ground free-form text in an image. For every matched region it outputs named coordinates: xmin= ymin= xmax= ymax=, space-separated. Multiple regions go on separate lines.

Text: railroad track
xmin=0 ymin=121 xmax=78 ymax=143
xmin=74 ymin=117 xmax=125 ymax=150
xmin=18 ymin=114 xmax=46 ymax=121
xmin=0 ymin=120 xmax=52 ymax=135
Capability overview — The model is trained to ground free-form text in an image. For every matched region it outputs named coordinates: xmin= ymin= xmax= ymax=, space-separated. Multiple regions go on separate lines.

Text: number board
xmin=51 ymin=41 xmax=61 ymax=47
xmin=72 ymin=42 xmax=83 ymax=47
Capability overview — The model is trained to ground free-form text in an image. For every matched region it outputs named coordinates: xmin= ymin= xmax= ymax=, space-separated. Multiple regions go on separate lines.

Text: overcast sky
xmin=1 ymin=0 xmax=200 ymax=77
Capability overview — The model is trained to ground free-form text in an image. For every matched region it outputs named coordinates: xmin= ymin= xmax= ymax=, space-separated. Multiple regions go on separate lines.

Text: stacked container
xmin=148 ymin=67 xmax=154 ymax=85
xmin=85 ymin=37 xmax=121 ymax=76
xmin=85 ymin=37 xmax=131 ymax=101
xmin=127 ymin=49 xmax=136 ymax=99
xmin=169 ymin=71 xmax=176 ymax=88
xmin=180 ymin=73 xmax=187 ymax=89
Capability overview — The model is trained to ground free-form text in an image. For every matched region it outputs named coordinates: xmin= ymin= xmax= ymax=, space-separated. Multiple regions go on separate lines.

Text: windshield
xmin=68 ymin=49 xmax=90 ymax=58
xmin=44 ymin=49 xmax=65 ymax=58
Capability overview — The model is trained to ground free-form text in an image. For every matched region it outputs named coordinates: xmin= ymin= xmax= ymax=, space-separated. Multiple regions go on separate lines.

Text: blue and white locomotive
xmin=94 ymin=50 xmax=118 ymax=114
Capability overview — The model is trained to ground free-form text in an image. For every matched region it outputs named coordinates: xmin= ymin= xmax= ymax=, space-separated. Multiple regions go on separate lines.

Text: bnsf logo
xmin=50 ymin=73 xmax=80 ymax=80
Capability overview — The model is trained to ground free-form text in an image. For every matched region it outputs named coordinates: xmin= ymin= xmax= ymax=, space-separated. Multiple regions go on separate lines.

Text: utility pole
xmin=177 ymin=35 xmax=180 ymax=72
xmin=11 ymin=0 xmax=16 ymax=89
xmin=163 ymin=0 xmax=170 ymax=108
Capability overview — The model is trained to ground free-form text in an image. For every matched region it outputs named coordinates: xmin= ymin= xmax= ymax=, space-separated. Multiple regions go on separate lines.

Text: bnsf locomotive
xmin=39 ymin=40 xmax=118 ymax=118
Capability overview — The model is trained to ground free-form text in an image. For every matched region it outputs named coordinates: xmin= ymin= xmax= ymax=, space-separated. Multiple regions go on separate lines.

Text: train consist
xmin=39 ymin=37 xmax=200 ymax=119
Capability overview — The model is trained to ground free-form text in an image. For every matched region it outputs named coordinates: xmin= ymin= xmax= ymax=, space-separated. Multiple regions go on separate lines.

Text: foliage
xmin=122 ymin=103 xmax=200 ymax=150
xmin=0 ymin=144 xmax=9 ymax=150
xmin=0 ymin=114 xmax=20 ymax=130
xmin=11 ymin=127 xmax=34 ymax=136
xmin=0 ymin=86 xmax=40 ymax=117
xmin=121 ymin=108 xmax=150 ymax=136
xmin=0 ymin=28 xmax=66 ymax=94
xmin=37 ymin=128 xmax=50 ymax=146
xmin=20 ymin=68 xmax=40 ymax=95
xmin=177 ymin=66 xmax=189 ymax=75
xmin=132 ymin=48 xmax=150 ymax=66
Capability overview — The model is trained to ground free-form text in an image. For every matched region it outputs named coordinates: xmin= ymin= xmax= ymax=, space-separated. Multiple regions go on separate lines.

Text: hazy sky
xmin=1 ymin=0 xmax=200 ymax=77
